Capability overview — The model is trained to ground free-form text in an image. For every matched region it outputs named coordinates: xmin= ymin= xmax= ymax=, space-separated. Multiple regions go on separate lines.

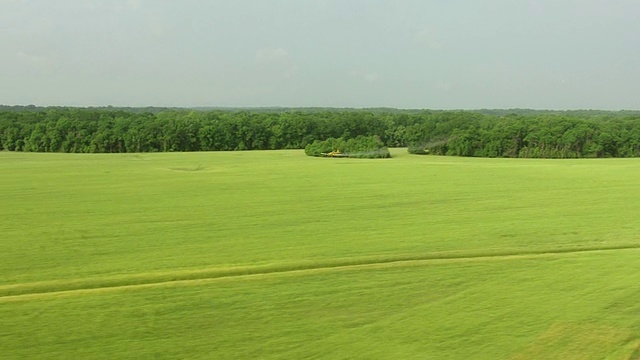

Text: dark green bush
xmin=305 ymin=136 xmax=391 ymax=158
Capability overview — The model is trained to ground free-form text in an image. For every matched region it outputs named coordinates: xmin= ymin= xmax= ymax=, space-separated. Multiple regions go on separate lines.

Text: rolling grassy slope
xmin=2 ymin=251 xmax=639 ymax=359
xmin=1 ymin=149 xmax=640 ymax=358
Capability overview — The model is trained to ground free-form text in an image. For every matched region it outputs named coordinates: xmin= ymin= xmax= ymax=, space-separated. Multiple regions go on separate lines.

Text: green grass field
xmin=2 ymin=148 xmax=640 ymax=359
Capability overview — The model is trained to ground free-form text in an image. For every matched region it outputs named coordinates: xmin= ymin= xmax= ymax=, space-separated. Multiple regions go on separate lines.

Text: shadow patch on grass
xmin=511 ymin=322 xmax=633 ymax=360
xmin=167 ymin=164 xmax=206 ymax=172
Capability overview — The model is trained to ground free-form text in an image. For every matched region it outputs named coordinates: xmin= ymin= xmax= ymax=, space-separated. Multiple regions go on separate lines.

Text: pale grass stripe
xmin=2 ymin=244 xmax=639 ymax=302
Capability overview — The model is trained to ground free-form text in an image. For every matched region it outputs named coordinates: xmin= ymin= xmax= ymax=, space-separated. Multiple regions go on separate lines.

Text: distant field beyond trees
xmin=2 ymin=107 xmax=640 ymax=158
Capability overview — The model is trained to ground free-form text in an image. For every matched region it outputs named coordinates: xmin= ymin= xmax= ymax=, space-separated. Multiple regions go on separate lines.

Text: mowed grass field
xmin=1 ymin=148 xmax=640 ymax=359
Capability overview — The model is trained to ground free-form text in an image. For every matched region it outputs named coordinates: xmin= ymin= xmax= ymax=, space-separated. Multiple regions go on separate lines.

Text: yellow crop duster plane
xmin=321 ymin=150 xmax=349 ymax=157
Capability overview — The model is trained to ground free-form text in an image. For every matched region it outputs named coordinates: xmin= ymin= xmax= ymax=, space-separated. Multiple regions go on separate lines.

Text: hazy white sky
xmin=1 ymin=0 xmax=639 ymax=109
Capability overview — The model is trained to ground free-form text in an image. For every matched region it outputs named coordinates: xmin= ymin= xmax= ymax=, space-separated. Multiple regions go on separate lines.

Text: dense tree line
xmin=405 ymin=113 xmax=640 ymax=158
xmin=0 ymin=108 xmax=413 ymax=153
xmin=1 ymin=107 xmax=640 ymax=158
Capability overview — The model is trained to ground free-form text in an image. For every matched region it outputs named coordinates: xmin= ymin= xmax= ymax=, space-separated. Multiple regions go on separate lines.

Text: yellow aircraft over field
xmin=320 ymin=150 xmax=349 ymax=157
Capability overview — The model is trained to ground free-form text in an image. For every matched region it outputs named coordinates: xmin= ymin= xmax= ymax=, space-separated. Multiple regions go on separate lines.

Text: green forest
xmin=1 ymin=107 xmax=640 ymax=158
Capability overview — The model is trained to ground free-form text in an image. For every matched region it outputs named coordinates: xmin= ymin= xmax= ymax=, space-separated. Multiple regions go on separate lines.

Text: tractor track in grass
xmin=2 ymin=243 xmax=640 ymax=302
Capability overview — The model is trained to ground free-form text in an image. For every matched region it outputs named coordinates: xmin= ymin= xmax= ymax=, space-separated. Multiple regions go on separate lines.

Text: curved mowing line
xmin=1 ymin=243 xmax=639 ymax=301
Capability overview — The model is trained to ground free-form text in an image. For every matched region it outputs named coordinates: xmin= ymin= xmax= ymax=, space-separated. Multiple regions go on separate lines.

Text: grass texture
xmin=1 ymin=149 xmax=640 ymax=358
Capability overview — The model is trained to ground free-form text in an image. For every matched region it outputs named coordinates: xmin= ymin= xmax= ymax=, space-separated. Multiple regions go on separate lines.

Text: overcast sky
xmin=1 ymin=0 xmax=639 ymax=109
